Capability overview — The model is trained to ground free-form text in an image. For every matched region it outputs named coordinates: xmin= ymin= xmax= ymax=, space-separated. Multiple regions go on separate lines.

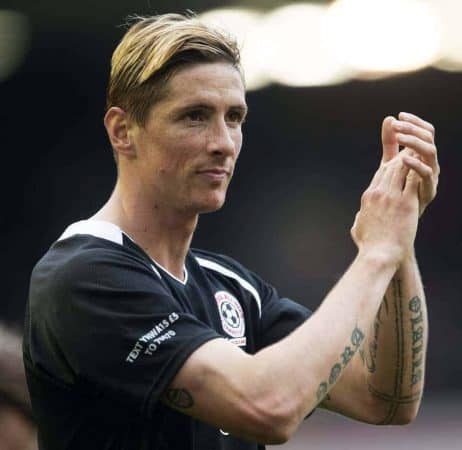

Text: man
xmin=23 ymin=13 xmax=439 ymax=450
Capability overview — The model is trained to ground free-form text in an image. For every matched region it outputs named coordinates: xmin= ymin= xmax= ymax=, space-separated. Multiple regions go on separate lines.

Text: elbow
xmin=385 ymin=403 xmax=420 ymax=426
xmin=260 ymin=413 xmax=297 ymax=445
xmin=241 ymin=395 xmax=301 ymax=445
xmin=370 ymin=396 xmax=421 ymax=426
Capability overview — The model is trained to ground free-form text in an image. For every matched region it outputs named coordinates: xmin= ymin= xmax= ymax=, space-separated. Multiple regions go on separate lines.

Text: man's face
xmin=130 ymin=62 xmax=247 ymax=216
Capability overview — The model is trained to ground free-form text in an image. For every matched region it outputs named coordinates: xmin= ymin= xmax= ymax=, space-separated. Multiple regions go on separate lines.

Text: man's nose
xmin=206 ymin=119 xmax=237 ymax=157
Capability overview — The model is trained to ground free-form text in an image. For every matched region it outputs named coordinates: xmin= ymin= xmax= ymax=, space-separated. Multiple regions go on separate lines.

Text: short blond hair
xmin=106 ymin=13 xmax=242 ymax=125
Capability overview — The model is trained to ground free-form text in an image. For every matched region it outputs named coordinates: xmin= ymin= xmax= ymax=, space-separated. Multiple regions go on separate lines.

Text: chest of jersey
xmin=155 ymin=257 xmax=260 ymax=354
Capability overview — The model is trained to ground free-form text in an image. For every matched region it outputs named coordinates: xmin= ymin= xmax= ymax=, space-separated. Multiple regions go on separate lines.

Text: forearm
xmin=250 ymin=250 xmax=398 ymax=427
xmin=164 ymin=251 xmax=398 ymax=443
xmin=361 ymin=252 xmax=428 ymax=423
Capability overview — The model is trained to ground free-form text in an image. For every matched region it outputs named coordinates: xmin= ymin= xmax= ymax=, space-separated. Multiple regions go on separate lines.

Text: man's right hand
xmin=351 ymin=118 xmax=421 ymax=267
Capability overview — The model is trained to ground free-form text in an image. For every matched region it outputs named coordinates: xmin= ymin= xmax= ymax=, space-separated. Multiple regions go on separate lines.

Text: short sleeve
xmin=43 ymin=246 xmax=221 ymax=418
xmin=256 ymin=281 xmax=312 ymax=350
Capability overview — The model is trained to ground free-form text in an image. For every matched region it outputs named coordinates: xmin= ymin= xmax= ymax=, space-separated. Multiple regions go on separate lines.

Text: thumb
xmin=381 ymin=116 xmax=399 ymax=163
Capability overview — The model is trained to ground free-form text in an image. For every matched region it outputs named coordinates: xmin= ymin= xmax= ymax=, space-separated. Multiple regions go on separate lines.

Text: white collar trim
xmin=58 ymin=219 xmax=188 ymax=284
xmin=58 ymin=219 xmax=124 ymax=245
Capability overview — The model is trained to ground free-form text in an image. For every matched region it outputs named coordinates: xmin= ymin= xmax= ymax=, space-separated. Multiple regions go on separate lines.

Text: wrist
xmin=356 ymin=246 xmax=401 ymax=273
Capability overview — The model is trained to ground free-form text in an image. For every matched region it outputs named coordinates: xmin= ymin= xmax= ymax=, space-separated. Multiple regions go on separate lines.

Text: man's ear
xmin=104 ymin=107 xmax=135 ymax=159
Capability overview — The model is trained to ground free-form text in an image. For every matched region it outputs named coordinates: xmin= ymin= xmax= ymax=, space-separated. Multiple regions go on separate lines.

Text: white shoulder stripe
xmin=58 ymin=220 xmax=123 ymax=245
xmin=195 ymin=257 xmax=261 ymax=317
xmin=150 ymin=264 xmax=162 ymax=279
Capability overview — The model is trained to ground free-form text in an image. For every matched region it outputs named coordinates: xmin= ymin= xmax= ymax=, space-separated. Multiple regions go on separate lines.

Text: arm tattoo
xmin=316 ymin=326 xmax=364 ymax=403
xmin=367 ymin=383 xmax=421 ymax=404
xmin=375 ymin=278 xmax=405 ymax=424
xmin=164 ymin=388 xmax=194 ymax=409
xmin=409 ymin=296 xmax=424 ymax=386
xmin=367 ymin=282 xmax=424 ymax=424
xmin=361 ymin=297 xmax=389 ymax=373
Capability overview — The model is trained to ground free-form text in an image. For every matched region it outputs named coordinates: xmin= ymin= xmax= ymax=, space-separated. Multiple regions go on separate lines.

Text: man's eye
xmin=186 ymin=111 xmax=205 ymax=122
xmin=227 ymin=112 xmax=244 ymax=124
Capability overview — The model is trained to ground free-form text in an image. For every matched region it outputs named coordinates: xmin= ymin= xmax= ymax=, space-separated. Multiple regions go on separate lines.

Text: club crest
xmin=215 ymin=291 xmax=245 ymax=338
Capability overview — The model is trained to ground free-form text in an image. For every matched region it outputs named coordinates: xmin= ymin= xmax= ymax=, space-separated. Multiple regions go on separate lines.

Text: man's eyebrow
xmin=229 ymin=104 xmax=248 ymax=113
xmin=173 ymin=102 xmax=248 ymax=114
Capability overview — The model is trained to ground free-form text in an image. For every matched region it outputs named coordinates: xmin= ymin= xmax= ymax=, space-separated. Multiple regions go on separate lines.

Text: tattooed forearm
xmin=367 ymin=383 xmax=421 ymax=404
xmin=360 ymin=297 xmax=389 ymax=373
xmin=378 ymin=277 xmax=405 ymax=424
xmin=164 ymin=388 xmax=194 ymax=409
xmin=409 ymin=296 xmax=424 ymax=386
xmin=316 ymin=326 xmax=365 ymax=403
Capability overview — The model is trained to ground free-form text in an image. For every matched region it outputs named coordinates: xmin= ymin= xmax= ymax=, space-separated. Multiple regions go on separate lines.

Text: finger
xmin=381 ymin=116 xmax=399 ymax=163
xmin=404 ymin=169 xmax=420 ymax=196
xmin=368 ymin=164 xmax=386 ymax=190
xmin=402 ymin=155 xmax=433 ymax=179
xmin=398 ymin=112 xmax=435 ymax=139
xmin=396 ymin=133 xmax=438 ymax=168
xmin=392 ymin=120 xmax=434 ymax=144
xmin=390 ymin=159 xmax=411 ymax=193
xmin=377 ymin=159 xmax=398 ymax=190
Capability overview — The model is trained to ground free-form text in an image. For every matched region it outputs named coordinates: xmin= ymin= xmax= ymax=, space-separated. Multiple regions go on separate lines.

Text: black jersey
xmin=24 ymin=220 xmax=312 ymax=450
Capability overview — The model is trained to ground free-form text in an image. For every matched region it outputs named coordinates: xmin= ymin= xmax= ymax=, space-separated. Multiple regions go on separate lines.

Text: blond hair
xmin=106 ymin=13 xmax=242 ymax=125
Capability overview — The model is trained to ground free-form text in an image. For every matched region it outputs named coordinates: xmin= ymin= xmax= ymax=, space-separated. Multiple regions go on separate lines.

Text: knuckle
xmin=428 ymin=144 xmax=437 ymax=155
xmin=400 ymin=200 xmax=413 ymax=215
xmin=369 ymin=188 xmax=383 ymax=201
xmin=360 ymin=191 xmax=370 ymax=205
xmin=435 ymin=164 xmax=441 ymax=176
xmin=425 ymin=130 xmax=433 ymax=142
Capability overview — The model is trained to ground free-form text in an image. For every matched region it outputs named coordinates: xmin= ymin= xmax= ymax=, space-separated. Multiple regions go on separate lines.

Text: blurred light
xmin=199 ymin=8 xmax=269 ymax=90
xmin=199 ymin=0 xmax=455 ymax=90
xmin=325 ymin=0 xmax=440 ymax=74
xmin=0 ymin=10 xmax=29 ymax=82
xmin=430 ymin=0 xmax=462 ymax=71
xmin=258 ymin=3 xmax=354 ymax=87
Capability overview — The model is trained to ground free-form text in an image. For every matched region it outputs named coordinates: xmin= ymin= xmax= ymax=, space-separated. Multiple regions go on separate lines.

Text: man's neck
xmin=92 ymin=183 xmax=197 ymax=281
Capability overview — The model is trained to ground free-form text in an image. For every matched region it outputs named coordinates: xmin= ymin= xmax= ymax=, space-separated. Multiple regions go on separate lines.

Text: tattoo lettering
xmin=362 ymin=298 xmax=389 ymax=373
xmin=409 ymin=296 xmax=421 ymax=313
xmin=378 ymin=278 xmax=405 ymax=425
xmin=409 ymin=296 xmax=424 ymax=386
xmin=351 ymin=326 xmax=365 ymax=347
xmin=341 ymin=346 xmax=354 ymax=366
xmin=165 ymin=388 xmax=194 ymax=409
xmin=369 ymin=283 xmax=424 ymax=424
xmin=329 ymin=363 xmax=342 ymax=384
xmin=316 ymin=326 xmax=364 ymax=404
xmin=316 ymin=382 xmax=329 ymax=402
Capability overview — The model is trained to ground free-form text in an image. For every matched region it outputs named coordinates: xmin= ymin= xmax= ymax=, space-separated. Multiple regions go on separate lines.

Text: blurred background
xmin=1 ymin=0 xmax=461 ymax=448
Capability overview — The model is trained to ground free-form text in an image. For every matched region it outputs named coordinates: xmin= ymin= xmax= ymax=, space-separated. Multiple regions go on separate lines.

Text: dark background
xmin=2 ymin=0 xmax=461 ymax=399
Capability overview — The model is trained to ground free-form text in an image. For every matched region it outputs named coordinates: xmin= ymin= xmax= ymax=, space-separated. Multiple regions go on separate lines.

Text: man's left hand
xmin=381 ymin=112 xmax=440 ymax=216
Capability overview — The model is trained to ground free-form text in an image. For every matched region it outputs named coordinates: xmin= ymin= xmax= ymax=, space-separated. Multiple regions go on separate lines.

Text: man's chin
xmin=195 ymin=194 xmax=226 ymax=215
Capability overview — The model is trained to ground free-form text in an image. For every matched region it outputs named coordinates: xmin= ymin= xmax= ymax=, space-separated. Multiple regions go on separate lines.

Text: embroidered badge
xmin=215 ymin=291 xmax=245 ymax=338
